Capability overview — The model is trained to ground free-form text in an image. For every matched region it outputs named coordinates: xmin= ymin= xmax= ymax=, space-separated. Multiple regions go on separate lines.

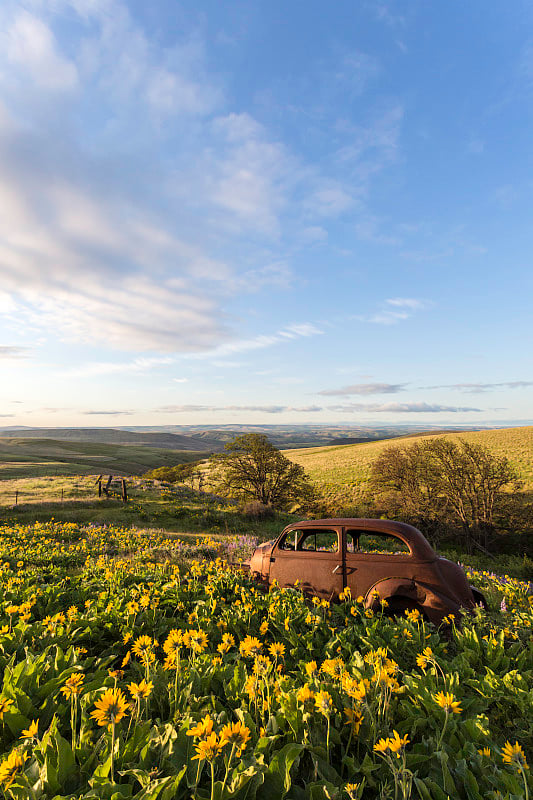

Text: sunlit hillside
xmin=285 ymin=426 xmax=533 ymax=507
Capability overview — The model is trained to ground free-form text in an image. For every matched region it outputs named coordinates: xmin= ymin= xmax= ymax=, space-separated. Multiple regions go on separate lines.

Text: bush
xmin=242 ymin=501 xmax=276 ymax=520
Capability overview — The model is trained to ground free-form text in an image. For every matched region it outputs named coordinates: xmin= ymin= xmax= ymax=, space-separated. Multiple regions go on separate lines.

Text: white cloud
xmin=190 ymin=323 xmax=323 ymax=359
xmin=0 ymin=346 xmax=32 ymax=359
xmin=4 ymin=10 xmax=78 ymax=90
xmin=355 ymin=297 xmax=430 ymax=325
xmin=318 ymin=383 xmax=407 ymax=396
xmin=327 ymin=402 xmax=482 ymax=413
xmin=156 ymin=404 xmax=324 ymax=414
xmin=62 ymin=356 xmax=174 ymax=378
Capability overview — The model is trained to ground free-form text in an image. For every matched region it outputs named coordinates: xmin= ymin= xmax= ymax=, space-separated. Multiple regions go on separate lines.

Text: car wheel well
xmin=470 ymin=586 xmax=489 ymax=610
xmin=384 ymin=595 xmax=428 ymax=621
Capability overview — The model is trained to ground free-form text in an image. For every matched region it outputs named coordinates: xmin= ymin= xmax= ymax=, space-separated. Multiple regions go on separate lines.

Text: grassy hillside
xmin=0 ymin=438 xmax=210 ymax=479
xmin=285 ymin=425 xmax=533 ymax=507
xmin=0 ymin=427 xmax=223 ymax=451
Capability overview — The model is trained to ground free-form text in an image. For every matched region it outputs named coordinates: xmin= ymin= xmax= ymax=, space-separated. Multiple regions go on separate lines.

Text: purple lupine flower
xmin=500 ymin=597 xmax=507 ymax=613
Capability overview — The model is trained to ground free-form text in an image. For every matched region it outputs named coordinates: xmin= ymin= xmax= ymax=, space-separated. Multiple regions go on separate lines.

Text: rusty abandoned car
xmin=248 ymin=518 xmax=486 ymax=625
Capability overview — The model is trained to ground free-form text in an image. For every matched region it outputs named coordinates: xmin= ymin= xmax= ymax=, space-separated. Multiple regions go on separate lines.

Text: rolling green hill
xmin=0 ymin=427 xmax=222 ymax=451
xmin=285 ymin=425 xmax=533 ymax=507
xmin=0 ymin=438 xmax=209 ymax=480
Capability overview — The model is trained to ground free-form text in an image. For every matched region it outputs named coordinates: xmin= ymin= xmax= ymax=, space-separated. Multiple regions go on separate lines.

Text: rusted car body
xmin=249 ymin=518 xmax=485 ymax=624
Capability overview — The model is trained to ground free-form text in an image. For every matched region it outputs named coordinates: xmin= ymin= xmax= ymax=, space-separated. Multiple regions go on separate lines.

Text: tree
xmin=210 ymin=433 xmax=316 ymax=511
xmin=370 ymin=438 xmax=519 ymax=552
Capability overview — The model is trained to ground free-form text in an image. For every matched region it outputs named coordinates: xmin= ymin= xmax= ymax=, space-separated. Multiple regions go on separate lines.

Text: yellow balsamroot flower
xmin=128 ymin=679 xmax=153 ymax=701
xmin=90 ymin=688 xmax=129 ymax=728
xmin=478 ymin=747 xmax=491 ymax=757
xmin=374 ymin=730 xmax=409 ymax=757
xmin=305 ymin=660 xmax=318 ymax=678
xmin=244 ymin=676 xmax=258 ymax=699
xmin=61 ymin=673 xmax=85 ymax=699
xmin=269 ymin=642 xmax=285 ymax=659
xmin=433 ymin=691 xmax=462 ymax=714
xmin=387 ymin=730 xmax=410 ymax=755
xmin=345 ymin=783 xmax=360 ymax=800
xmin=416 ymin=647 xmax=433 ymax=669
xmin=501 ymin=741 xmax=529 ymax=771
xmin=0 ymin=697 xmax=14 ymax=719
xmin=0 ymin=750 xmax=27 ymax=790
xmin=321 ymin=658 xmax=345 ymax=679
xmin=217 ymin=633 xmax=235 ymax=654
xmin=163 ymin=629 xmax=183 ymax=655
xmin=163 ymin=652 xmax=177 ymax=670
xmin=405 ymin=607 xmax=421 ymax=622
xmin=187 ymin=715 xmax=214 ymax=738
xmin=259 ymin=621 xmax=269 ymax=635
xmin=342 ymin=675 xmax=367 ymax=702
xmin=253 ymin=655 xmax=272 ymax=676
xmin=314 ymin=690 xmax=333 ymax=718
xmin=192 ymin=732 xmax=223 ymax=762
xmin=183 ymin=629 xmax=208 ymax=654
xmin=219 ymin=721 xmax=251 ymax=756
xmin=131 ymin=635 xmax=157 ymax=662
xmin=344 ymin=707 xmax=364 ymax=734
xmin=296 ymin=684 xmax=315 ymax=705
xmin=239 ymin=635 xmax=262 ymax=658
xmin=19 ymin=720 xmax=38 ymax=739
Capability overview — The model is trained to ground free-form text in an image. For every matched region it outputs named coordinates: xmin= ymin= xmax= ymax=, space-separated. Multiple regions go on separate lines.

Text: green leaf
xmin=256 ymin=743 xmax=305 ymax=800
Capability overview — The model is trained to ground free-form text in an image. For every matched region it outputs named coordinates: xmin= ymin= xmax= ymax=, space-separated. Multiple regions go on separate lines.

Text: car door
xmin=269 ymin=527 xmax=344 ymax=601
xmin=344 ymin=526 xmax=412 ymax=598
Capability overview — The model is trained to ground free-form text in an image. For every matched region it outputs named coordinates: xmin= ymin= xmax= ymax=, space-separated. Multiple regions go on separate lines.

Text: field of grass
xmin=0 ymin=438 xmax=209 ymax=480
xmin=285 ymin=425 xmax=533 ymax=507
xmin=0 ymin=474 xmax=295 ymax=543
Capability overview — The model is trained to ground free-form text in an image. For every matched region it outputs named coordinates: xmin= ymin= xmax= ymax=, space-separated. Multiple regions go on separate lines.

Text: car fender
xmin=365 ymin=577 xmax=419 ymax=608
xmin=365 ymin=577 xmax=462 ymax=624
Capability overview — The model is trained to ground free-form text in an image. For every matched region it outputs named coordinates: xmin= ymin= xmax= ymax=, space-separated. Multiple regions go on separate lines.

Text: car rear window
xmin=346 ymin=530 xmax=410 ymax=555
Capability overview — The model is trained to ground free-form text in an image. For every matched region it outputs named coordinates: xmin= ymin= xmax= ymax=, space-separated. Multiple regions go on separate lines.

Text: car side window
xmin=346 ymin=530 xmax=410 ymax=555
xmin=297 ymin=530 xmax=338 ymax=552
xmin=278 ymin=532 xmax=297 ymax=550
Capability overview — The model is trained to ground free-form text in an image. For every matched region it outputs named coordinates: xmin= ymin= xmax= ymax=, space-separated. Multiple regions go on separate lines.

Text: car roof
xmin=280 ymin=518 xmax=435 ymax=559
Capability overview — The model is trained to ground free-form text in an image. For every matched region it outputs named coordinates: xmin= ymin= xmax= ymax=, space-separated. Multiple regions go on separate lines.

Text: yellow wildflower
xmin=0 ymin=750 xmax=27 ymax=790
xmin=433 ymin=691 xmax=462 ymax=714
xmin=187 ymin=715 xmax=214 ymax=738
xmin=501 ymin=741 xmax=529 ymax=771
xmin=19 ymin=720 xmax=38 ymax=739
xmin=90 ymin=688 xmax=128 ymax=727
xmin=219 ymin=721 xmax=251 ymax=756
xmin=61 ymin=673 xmax=85 ymax=699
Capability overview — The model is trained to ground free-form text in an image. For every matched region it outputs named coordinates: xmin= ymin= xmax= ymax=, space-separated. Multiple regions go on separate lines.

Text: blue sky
xmin=0 ymin=0 xmax=532 ymax=427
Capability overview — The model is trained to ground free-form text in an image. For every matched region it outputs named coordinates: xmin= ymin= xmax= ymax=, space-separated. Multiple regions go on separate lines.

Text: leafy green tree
xmin=210 ymin=433 xmax=316 ymax=511
xmin=144 ymin=462 xmax=200 ymax=485
xmin=370 ymin=438 xmax=519 ymax=551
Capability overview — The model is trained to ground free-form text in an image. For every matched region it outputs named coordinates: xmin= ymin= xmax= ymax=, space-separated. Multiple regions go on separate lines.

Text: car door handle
xmin=332 ymin=564 xmax=342 ymax=574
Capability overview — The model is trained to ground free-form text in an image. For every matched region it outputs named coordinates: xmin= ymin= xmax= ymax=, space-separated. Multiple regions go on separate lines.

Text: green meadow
xmin=285 ymin=425 xmax=533 ymax=506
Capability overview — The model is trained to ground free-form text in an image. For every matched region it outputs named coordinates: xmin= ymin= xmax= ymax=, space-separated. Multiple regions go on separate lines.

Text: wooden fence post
xmin=121 ymin=479 xmax=128 ymax=503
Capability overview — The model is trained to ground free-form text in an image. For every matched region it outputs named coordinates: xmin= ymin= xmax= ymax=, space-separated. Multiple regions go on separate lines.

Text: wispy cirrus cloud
xmin=156 ymin=404 xmax=323 ymax=414
xmin=317 ymin=382 xmax=407 ymax=396
xmin=82 ymin=410 xmax=136 ymax=415
xmin=354 ymin=297 xmax=430 ymax=325
xmin=327 ymin=402 xmax=482 ymax=413
xmin=62 ymin=356 xmax=175 ymax=378
xmin=0 ymin=346 xmax=32 ymax=358
xmin=191 ymin=323 xmax=324 ymax=360
xmin=420 ymin=381 xmax=533 ymax=393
